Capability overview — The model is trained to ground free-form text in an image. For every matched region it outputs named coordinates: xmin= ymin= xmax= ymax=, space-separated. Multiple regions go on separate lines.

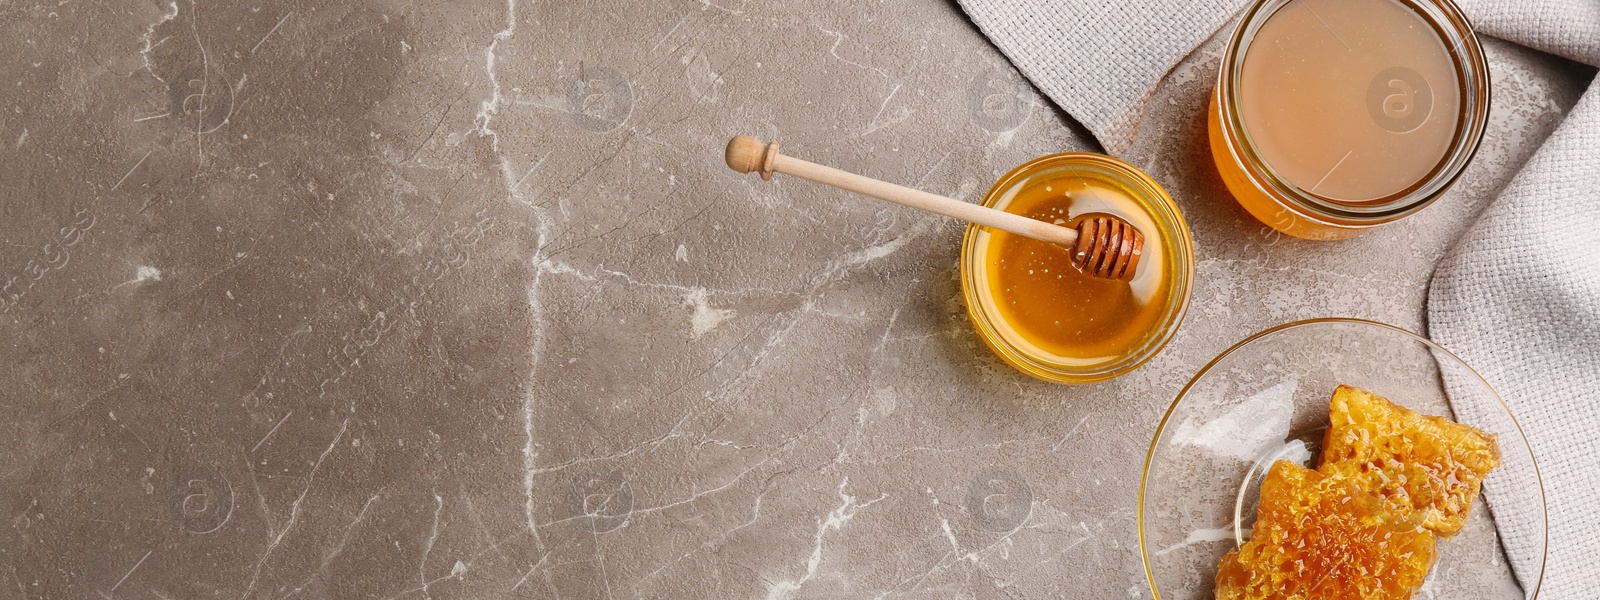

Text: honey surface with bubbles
xmin=984 ymin=177 xmax=1169 ymax=361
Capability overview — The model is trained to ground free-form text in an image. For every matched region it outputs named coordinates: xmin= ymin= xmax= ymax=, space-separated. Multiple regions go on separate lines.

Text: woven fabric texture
xmin=1430 ymin=1 xmax=1599 ymax=592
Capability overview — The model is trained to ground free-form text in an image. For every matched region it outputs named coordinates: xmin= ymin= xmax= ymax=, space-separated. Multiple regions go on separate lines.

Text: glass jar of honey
xmin=960 ymin=154 xmax=1194 ymax=384
xmin=1209 ymin=0 xmax=1490 ymax=240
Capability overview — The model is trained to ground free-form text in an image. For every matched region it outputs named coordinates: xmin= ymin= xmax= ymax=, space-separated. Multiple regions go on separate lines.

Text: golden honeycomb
xmin=1215 ymin=461 xmax=1437 ymax=600
xmin=1319 ymin=385 xmax=1501 ymax=537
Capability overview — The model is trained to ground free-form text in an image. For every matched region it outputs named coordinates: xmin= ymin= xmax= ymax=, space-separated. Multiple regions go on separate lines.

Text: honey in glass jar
xmin=1209 ymin=0 xmax=1490 ymax=240
xmin=961 ymin=154 xmax=1193 ymax=384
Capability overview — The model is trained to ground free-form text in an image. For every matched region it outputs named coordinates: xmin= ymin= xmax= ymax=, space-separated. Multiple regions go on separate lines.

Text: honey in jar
xmin=961 ymin=154 xmax=1193 ymax=384
xmin=1209 ymin=0 xmax=1489 ymax=239
xmin=986 ymin=179 xmax=1169 ymax=359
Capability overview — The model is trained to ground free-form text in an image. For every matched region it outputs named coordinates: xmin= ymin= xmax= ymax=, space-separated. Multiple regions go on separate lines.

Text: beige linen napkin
xmin=1428 ymin=1 xmax=1600 ymax=595
xmin=958 ymin=0 xmax=1600 ymax=596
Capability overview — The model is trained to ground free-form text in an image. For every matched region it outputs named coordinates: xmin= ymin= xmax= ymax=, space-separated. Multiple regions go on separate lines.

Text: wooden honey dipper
xmin=725 ymin=136 xmax=1144 ymax=280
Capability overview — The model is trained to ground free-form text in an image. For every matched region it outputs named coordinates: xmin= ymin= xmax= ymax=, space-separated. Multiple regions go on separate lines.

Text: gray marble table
xmin=1 ymin=1 xmax=1592 ymax=598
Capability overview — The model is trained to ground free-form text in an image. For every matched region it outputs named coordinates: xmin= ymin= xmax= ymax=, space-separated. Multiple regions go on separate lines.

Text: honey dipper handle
xmin=725 ymin=136 xmax=1080 ymax=248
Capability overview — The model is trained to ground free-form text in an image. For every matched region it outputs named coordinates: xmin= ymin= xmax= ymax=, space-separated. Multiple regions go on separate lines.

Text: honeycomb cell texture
xmin=1215 ymin=461 xmax=1438 ymax=600
xmin=1319 ymin=385 xmax=1501 ymax=537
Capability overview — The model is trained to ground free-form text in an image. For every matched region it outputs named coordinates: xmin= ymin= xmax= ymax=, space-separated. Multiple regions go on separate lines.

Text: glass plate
xmin=1139 ymin=318 xmax=1545 ymax=599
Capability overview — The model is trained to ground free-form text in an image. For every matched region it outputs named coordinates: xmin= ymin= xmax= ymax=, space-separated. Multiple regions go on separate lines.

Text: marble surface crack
xmin=639 ymin=488 xmax=772 ymax=586
xmin=238 ymin=418 xmax=349 ymax=599
xmin=250 ymin=11 xmax=292 ymax=55
xmin=522 ymin=206 xmax=556 ymax=597
xmin=1154 ymin=524 xmax=1235 ymax=557
xmin=417 ymin=492 xmax=443 ymax=598
xmin=538 ymin=259 xmax=782 ymax=298
xmin=506 ymin=552 xmax=550 ymax=595
xmin=250 ymin=410 xmax=292 ymax=453
xmin=527 ymin=428 xmax=694 ymax=476
xmin=282 ymin=493 xmax=383 ymax=598
xmin=1051 ymin=415 xmax=1091 ymax=452
xmin=475 ymin=0 xmax=519 ymax=197
xmin=108 ymin=549 xmax=153 ymax=593
xmin=535 ymin=455 xmax=771 ymax=531
xmin=860 ymin=84 xmax=915 ymax=138
xmin=110 ymin=150 xmax=155 ymax=191
xmin=812 ymin=215 xmax=942 ymax=286
xmin=765 ymin=477 xmax=888 ymax=599
xmin=139 ymin=1 xmax=179 ymax=80
xmin=878 ymin=516 xmax=1022 ymax=596
xmin=630 ymin=457 xmax=772 ymax=516
xmin=816 ymin=24 xmax=889 ymax=81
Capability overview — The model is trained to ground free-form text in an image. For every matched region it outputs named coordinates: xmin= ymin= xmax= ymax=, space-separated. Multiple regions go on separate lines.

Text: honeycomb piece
xmin=1319 ymin=385 xmax=1501 ymax=537
xmin=1215 ymin=461 xmax=1437 ymax=600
